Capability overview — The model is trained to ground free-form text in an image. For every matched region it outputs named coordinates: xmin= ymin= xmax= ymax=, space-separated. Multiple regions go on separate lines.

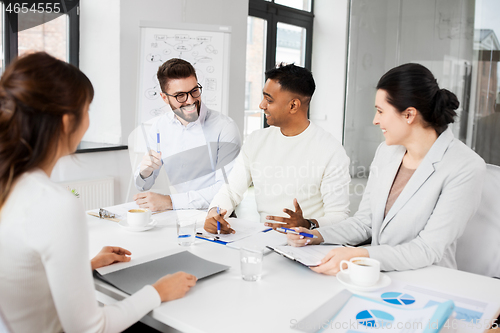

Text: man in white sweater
xmin=204 ymin=63 xmax=350 ymax=233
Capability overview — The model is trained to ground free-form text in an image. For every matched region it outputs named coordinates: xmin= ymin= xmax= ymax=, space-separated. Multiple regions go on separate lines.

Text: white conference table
xmin=87 ymin=212 xmax=500 ymax=333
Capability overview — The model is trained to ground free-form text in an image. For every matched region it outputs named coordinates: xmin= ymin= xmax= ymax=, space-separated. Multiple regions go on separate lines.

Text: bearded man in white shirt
xmin=134 ymin=58 xmax=241 ymax=211
xmin=204 ymin=63 xmax=350 ymax=233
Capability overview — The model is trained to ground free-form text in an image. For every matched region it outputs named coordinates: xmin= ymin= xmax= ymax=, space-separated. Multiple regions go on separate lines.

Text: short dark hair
xmin=265 ymin=63 xmax=315 ymax=101
xmin=376 ymin=63 xmax=458 ymax=134
xmin=157 ymin=58 xmax=197 ymax=93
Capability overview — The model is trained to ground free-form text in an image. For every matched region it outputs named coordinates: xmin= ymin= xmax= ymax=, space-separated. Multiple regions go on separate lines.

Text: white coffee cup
xmin=339 ymin=257 xmax=380 ymax=287
xmin=127 ymin=209 xmax=152 ymax=227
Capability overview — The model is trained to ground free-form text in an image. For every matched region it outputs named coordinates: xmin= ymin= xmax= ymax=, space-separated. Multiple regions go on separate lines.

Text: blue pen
xmin=276 ymin=227 xmax=317 ymax=238
xmin=156 ymin=132 xmax=160 ymax=153
xmin=216 ymin=206 xmax=220 ymax=235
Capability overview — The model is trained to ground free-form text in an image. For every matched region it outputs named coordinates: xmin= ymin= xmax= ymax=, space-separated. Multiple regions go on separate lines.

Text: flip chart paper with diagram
xmin=137 ymin=21 xmax=231 ymax=125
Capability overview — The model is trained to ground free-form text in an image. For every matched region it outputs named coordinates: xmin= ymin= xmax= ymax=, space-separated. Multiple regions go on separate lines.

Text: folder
xmin=94 ymin=251 xmax=229 ymax=295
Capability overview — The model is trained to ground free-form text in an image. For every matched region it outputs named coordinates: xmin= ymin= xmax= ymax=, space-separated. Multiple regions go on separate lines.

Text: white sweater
xmin=0 ymin=169 xmax=161 ymax=333
xmin=210 ymin=122 xmax=351 ymax=226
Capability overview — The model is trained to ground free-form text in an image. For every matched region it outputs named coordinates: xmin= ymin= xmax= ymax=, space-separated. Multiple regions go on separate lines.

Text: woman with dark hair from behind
xmin=0 ymin=52 xmax=196 ymax=332
xmin=287 ymin=63 xmax=486 ymax=274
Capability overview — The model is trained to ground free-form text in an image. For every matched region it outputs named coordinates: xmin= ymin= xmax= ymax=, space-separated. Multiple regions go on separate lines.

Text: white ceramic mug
xmin=127 ymin=209 xmax=152 ymax=227
xmin=339 ymin=257 xmax=380 ymax=287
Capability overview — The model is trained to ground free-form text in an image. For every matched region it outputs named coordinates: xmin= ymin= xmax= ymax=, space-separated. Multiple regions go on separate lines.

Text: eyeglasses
xmin=164 ymin=84 xmax=203 ymax=103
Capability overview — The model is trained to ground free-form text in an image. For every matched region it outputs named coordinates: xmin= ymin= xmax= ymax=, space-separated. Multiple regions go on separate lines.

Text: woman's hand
xmin=310 ymin=247 xmax=369 ymax=275
xmin=91 ymin=246 xmax=132 ymax=270
xmin=286 ymin=227 xmax=323 ymax=247
xmin=153 ymin=272 xmax=197 ymax=302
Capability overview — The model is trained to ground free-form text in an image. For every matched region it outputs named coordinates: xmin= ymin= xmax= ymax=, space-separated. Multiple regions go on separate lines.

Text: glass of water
xmin=177 ymin=220 xmax=196 ymax=246
xmin=240 ymin=247 xmax=263 ymax=281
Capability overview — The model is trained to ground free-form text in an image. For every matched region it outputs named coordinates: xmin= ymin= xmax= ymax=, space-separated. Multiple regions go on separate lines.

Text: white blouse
xmin=0 ymin=169 xmax=161 ymax=333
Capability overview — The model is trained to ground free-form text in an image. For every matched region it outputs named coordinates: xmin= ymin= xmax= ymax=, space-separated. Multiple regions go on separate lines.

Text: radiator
xmin=58 ymin=177 xmax=114 ymax=211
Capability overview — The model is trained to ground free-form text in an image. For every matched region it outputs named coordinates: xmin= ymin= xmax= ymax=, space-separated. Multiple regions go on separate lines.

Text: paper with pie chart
xmin=367 ymin=281 xmax=500 ymax=333
xmin=292 ymin=280 xmax=500 ymax=333
xmin=381 ymin=292 xmax=416 ymax=306
xmin=292 ymin=289 xmax=454 ymax=333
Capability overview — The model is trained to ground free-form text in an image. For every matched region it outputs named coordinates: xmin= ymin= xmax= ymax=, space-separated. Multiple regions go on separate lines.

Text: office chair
xmin=456 ymin=164 xmax=500 ymax=278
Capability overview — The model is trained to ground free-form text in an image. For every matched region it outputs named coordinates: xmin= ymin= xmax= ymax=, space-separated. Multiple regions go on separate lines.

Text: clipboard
xmin=195 ymin=233 xmax=228 ymax=245
xmin=195 ymin=217 xmax=271 ymax=245
xmin=267 ymin=245 xmax=343 ymax=267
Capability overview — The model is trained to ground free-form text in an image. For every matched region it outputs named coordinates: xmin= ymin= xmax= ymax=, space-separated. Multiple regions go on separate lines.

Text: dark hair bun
xmin=432 ymin=88 xmax=458 ymax=128
xmin=377 ymin=63 xmax=459 ymax=134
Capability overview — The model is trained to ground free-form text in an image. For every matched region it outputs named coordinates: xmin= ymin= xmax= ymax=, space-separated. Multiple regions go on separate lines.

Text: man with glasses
xmin=134 ymin=58 xmax=241 ymax=211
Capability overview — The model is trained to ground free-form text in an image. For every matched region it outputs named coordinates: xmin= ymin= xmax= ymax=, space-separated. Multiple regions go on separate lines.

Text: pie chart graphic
xmin=356 ymin=309 xmax=394 ymax=327
xmin=381 ymin=292 xmax=416 ymax=306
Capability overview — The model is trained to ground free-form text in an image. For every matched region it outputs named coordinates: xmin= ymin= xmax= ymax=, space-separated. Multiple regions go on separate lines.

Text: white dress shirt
xmin=135 ymin=102 xmax=241 ymax=209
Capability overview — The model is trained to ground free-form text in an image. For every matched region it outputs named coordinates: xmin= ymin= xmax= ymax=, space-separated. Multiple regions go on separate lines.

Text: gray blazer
xmin=318 ymin=128 xmax=486 ymax=271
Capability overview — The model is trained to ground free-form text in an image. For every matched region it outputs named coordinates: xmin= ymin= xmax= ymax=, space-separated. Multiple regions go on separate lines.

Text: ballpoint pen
xmin=156 ymin=132 xmax=160 ymax=153
xmin=276 ymin=227 xmax=318 ymax=238
xmin=216 ymin=206 xmax=220 ymax=234
xmin=196 ymin=232 xmax=220 ymax=241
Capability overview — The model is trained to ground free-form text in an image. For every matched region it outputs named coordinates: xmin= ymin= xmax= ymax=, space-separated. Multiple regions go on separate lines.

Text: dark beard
xmin=171 ymin=100 xmax=201 ymax=123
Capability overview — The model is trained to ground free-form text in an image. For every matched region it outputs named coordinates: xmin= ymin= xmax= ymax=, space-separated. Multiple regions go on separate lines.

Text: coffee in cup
xmin=339 ymin=257 xmax=380 ymax=287
xmin=127 ymin=208 xmax=152 ymax=227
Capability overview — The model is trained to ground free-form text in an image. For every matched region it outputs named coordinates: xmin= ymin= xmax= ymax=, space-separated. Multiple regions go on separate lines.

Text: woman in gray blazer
xmin=288 ymin=63 xmax=486 ymax=274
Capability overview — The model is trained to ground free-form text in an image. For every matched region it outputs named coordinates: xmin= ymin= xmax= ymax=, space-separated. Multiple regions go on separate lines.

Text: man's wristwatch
xmin=305 ymin=219 xmax=316 ymax=230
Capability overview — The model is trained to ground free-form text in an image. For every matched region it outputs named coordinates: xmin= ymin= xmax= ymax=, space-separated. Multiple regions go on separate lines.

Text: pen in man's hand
xmin=216 ymin=206 xmax=220 ymax=235
xmin=276 ymin=227 xmax=317 ymax=238
xmin=156 ymin=132 xmax=160 ymax=153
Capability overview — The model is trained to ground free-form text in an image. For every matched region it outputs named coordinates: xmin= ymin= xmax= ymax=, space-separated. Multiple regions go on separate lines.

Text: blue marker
xmin=216 ymin=206 xmax=221 ymax=234
xmin=276 ymin=227 xmax=317 ymax=238
xmin=156 ymin=132 xmax=160 ymax=153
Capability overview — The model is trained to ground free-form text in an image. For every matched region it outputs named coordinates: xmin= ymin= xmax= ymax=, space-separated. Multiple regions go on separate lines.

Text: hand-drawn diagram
xmin=138 ymin=26 xmax=228 ymax=124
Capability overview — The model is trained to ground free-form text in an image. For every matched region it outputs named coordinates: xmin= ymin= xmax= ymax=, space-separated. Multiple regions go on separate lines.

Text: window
xmin=244 ymin=16 xmax=267 ymax=139
xmin=344 ymin=0 xmax=500 ymax=178
xmin=244 ymin=0 xmax=314 ymax=138
xmin=2 ymin=1 xmax=79 ymax=70
xmin=275 ymin=0 xmax=312 ymax=12
xmin=1 ymin=1 xmax=125 ymax=153
xmin=18 ymin=12 xmax=67 ymax=61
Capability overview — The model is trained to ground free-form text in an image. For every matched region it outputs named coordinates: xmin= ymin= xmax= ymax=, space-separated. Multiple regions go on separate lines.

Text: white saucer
xmin=336 ymin=270 xmax=391 ymax=292
xmin=119 ymin=219 xmax=157 ymax=232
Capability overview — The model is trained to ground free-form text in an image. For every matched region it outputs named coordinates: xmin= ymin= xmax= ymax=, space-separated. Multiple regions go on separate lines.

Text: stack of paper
xmin=196 ymin=217 xmax=271 ymax=244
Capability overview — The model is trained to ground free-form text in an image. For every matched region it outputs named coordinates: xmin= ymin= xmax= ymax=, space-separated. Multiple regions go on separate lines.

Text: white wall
xmin=51 ymin=150 xmax=133 ymax=204
xmin=309 ymin=0 xmax=350 ymax=143
xmin=51 ymin=0 xmax=249 ymax=205
xmin=80 ymin=0 xmax=121 ymax=144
